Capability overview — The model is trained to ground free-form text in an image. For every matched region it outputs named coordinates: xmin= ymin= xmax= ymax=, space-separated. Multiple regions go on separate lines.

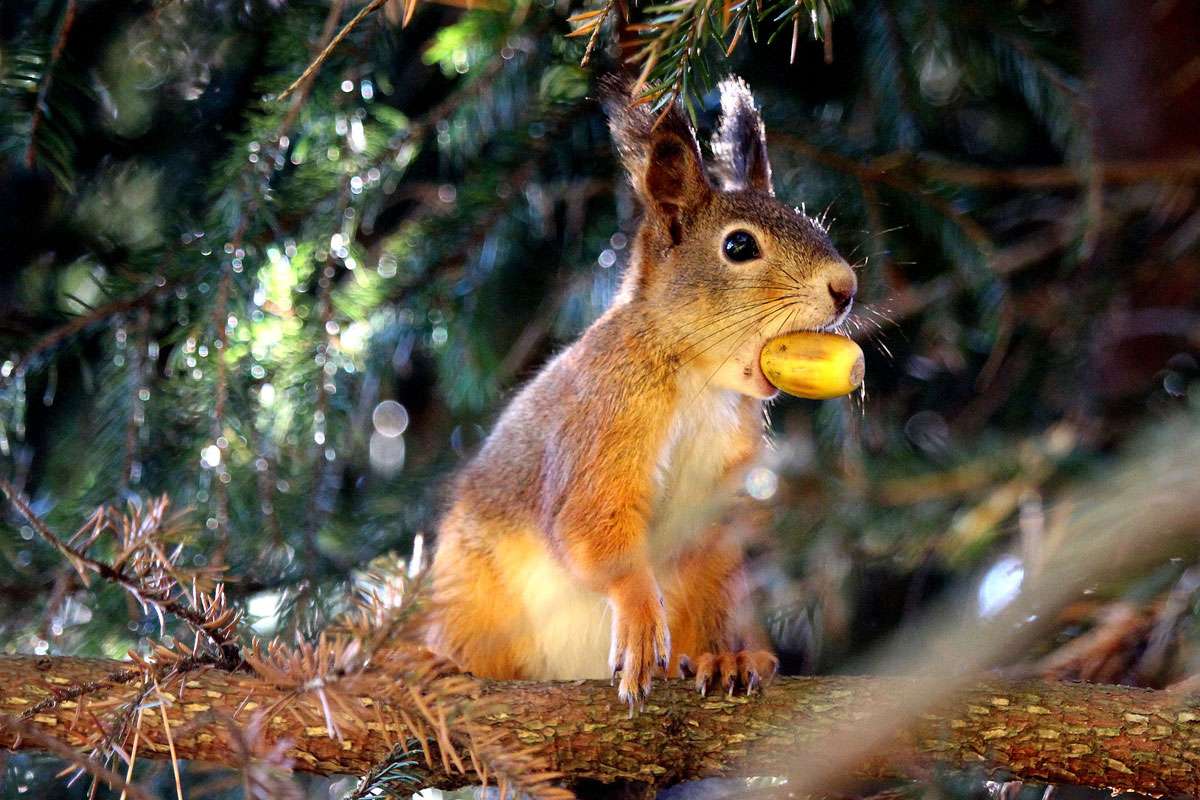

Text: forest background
xmin=2 ymin=0 xmax=1200 ymax=797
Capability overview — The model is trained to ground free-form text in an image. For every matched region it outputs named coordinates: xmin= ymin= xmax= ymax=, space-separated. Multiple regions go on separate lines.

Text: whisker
xmin=668 ymin=297 xmax=795 ymax=362
xmin=778 ymin=303 xmax=802 ymax=344
xmin=853 ymin=251 xmax=891 ymax=271
xmin=666 ymin=294 xmax=797 ymax=343
xmin=844 ymin=229 xmax=902 ymax=259
xmin=855 ymin=304 xmax=907 ymax=342
xmin=689 ymin=306 xmax=790 ymax=396
xmin=873 ymin=339 xmax=895 ymax=361
xmin=856 ymin=302 xmax=894 ymax=321
xmin=702 ymin=281 xmax=801 ymax=293
xmin=773 ymin=262 xmax=807 ymax=291
xmin=634 ymin=297 xmax=797 ymax=384
xmin=670 ymin=300 xmax=792 ymax=376
xmin=849 ymin=314 xmax=883 ymax=334
xmin=695 ymin=303 xmax=796 ymax=396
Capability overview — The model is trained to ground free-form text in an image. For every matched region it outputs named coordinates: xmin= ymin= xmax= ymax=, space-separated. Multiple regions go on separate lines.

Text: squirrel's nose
xmin=827 ymin=268 xmax=857 ymax=314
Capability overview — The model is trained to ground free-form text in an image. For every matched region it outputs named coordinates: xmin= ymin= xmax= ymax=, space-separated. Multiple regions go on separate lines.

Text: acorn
xmin=760 ymin=332 xmax=864 ymax=399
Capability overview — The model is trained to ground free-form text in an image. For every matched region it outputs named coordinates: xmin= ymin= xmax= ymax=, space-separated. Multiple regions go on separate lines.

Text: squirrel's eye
xmin=723 ymin=229 xmax=761 ymax=263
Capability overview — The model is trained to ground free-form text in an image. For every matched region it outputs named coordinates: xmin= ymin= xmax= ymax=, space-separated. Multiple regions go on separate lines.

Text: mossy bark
xmin=2 ymin=656 xmax=1200 ymax=795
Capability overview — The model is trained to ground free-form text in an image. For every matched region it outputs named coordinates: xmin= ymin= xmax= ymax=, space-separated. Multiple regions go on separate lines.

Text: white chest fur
xmin=648 ymin=387 xmax=748 ymax=563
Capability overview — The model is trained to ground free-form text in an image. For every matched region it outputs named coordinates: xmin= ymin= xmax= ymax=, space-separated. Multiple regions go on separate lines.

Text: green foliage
xmin=1 ymin=0 xmax=1199 ymax=796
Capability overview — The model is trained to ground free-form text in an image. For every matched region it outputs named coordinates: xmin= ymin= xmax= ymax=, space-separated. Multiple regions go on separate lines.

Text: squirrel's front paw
xmin=679 ymin=650 xmax=778 ymax=696
xmin=608 ymin=587 xmax=670 ymax=708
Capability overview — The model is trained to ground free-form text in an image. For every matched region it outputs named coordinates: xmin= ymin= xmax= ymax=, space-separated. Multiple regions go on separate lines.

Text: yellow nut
xmin=759 ymin=332 xmax=864 ymax=400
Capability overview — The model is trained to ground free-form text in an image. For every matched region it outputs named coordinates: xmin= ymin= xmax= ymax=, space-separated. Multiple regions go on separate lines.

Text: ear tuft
xmin=710 ymin=76 xmax=773 ymax=195
xmin=602 ymin=75 xmax=655 ymax=183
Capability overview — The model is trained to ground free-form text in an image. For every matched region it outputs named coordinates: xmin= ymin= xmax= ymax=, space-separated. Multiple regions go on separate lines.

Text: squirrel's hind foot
xmin=679 ymin=650 xmax=778 ymax=697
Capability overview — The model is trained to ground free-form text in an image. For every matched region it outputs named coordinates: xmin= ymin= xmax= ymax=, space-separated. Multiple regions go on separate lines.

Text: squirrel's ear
xmin=605 ymin=78 xmax=712 ymax=232
xmin=642 ymin=115 xmax=712 ymax=221
xmin=710 ymin=77 xmax=773 ymax=196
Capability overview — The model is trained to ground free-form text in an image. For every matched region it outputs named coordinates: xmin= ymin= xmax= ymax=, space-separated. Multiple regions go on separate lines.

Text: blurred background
xmin=2 ymin=0 xmax=1200 ymax=797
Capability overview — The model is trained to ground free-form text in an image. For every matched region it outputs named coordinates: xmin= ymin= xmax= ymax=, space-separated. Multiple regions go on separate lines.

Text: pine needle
xmin=153 ymin=682 xmax=185 ymax=800
xmin=117 ymin=706 xmax=145 ymax=800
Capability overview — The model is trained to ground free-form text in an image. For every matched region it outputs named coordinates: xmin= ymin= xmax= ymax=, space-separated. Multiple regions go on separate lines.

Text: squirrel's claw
xmin=679 ymin=650 xmax=778 ymax=697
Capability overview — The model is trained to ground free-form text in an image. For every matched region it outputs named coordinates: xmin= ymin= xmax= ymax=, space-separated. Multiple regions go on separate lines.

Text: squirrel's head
xmin=608 ymin=77 xmax=857 ymax=399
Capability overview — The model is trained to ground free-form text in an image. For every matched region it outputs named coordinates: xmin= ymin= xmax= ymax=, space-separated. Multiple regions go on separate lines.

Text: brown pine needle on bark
xmin=154 ymin=682 xmax=184 ymax=800
xmin=0 ymin=481 xmax=244 ymax=668
xmin=118 ymin=706 xmax=145 ymax=800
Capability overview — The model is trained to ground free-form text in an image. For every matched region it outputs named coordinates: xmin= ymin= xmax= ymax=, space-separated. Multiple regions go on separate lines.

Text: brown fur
xmin=427 ymin=77 xmax=856 ymax=704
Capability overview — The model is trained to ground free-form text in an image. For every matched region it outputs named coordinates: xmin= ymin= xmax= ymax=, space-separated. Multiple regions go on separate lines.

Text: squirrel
xmin=426 ymin=77 xmax=857 ymax=706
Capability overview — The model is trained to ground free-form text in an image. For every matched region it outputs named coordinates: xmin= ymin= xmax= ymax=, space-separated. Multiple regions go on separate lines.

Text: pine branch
xmin=776 ymin=138 xmax=1200 ymax=190
xmin=300 ymin=185 xmax=355 ymax=564
xmin=774 ymin=134 xmax=995 ymax=259
xmin=874 ymin=0 xmax=919 ymax=139
xmin=912 ymin=155 xmax=1200 ymax=188
xmin=120 ymin=308 xmax=150 ymax=492
xmin=567 ymin=0 xmax=619 ymax=67
xmin=211 ymin=249 xmax=234 ymax=549
xmin=276 ymin=0 xmax=350 ymax=137
xmin=572 ymin=0 xmax=843 ymax=111
xmin=5 ymin=657 xmax=1200 ymax=796
xmin=204 ymin=0 xmax=358 ymax=550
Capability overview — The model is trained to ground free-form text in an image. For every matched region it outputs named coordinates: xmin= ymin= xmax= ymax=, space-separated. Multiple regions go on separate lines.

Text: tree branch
xmin=25 ymin=0 xmax=78 ymax=171
xmin=775 ymin=135 xmax=1200 ymax=189
xmin=3 ymin=655 xmax=1200 ymax=795
xmin=0 ymin=283 xmax=168 ymax=391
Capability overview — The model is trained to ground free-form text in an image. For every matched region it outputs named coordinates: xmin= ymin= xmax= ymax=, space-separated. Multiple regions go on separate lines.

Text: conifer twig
xmin=0 ymin=714 xmax=155 ymax=800
xmin=775 ymin=134 xmax=996 ymax=258
xmin=121 ymin=308 xmax=150 ymax=491
xmin=0 ymin=481 xmax=243 ymax=668
xmin=275 ymin=0 xmax=390 ymax=103
xmin=25 ymin=0 xmax=78 ymax=170
xmin=210 ymin=243 xmax=234 ymax=552
xmin=776 ymin=137 xmax=1200 ymax=190
xmin=1 ymin=284 xmax=168 ymax=392
xmin=567 ymin=0 xmax=618 ymax=67
xmin=276 ymin=0 xmax=349 ymax=137
xmin=300 ymin=185 xmax=353 ymax=565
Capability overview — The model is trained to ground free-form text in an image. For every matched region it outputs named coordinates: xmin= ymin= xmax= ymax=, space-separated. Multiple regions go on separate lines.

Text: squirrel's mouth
xmin=819 ymin=304 xmax=852 ymax=332
xmin=745 ymin=346 xmax=777 ymax=398
xmin=710 ymin=304 xmax=850 ymax=399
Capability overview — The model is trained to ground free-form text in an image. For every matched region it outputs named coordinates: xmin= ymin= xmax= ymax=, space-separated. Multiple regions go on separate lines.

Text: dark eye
xmin=723 ymin=229 xmax=761 ymax=263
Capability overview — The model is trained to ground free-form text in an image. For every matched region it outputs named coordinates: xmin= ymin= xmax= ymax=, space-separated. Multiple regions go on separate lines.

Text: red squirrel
xmin=427 ymin=77 xmax=856 ymax=706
